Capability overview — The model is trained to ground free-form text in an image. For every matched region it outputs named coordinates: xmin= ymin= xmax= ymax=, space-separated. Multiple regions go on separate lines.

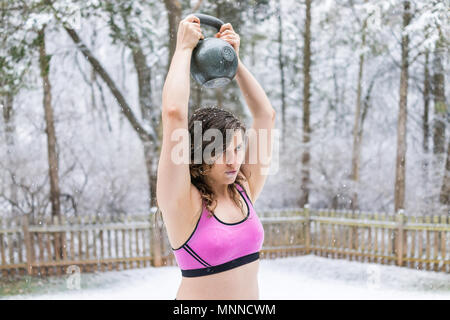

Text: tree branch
xmin=64 ymin=26 xmax=156 ymax=143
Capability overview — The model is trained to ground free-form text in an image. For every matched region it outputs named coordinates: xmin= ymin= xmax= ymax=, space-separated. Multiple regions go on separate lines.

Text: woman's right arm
xmin=162 ymin=15 xmax=204 ymax=118
xmin=157 ymin=15 xmax=203 ymax=214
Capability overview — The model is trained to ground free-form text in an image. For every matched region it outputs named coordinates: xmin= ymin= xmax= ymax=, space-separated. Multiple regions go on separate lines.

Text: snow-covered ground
xmin=2 ymin=255 xmax=449 ymax=300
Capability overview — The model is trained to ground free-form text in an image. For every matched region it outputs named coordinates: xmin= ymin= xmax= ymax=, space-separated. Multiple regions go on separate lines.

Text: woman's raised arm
xmin=216 ymin=23 xmax=276 ymax=203
xmin=157 ymin=15 xmax=203 ymax=215
xmin=162 ymin=15 xmax=204 ymax=119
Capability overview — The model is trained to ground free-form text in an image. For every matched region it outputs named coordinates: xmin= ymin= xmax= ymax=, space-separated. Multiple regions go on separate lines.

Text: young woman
xmin=157 ymin=14 xmax=276 ymax=300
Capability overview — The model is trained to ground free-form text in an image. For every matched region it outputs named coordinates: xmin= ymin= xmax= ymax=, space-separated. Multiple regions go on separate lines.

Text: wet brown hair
xmin=188 ymin=106 xmax=249 ymax=218
xmin=154 ymin=106 xmax=250 ymax=228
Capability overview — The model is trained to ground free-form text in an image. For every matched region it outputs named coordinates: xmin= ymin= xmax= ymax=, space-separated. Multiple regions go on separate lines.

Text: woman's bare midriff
xmin=169 ymin=179 xmax=259 ymax=300
xmin=175 ymin=259 xmax=260 ymax=300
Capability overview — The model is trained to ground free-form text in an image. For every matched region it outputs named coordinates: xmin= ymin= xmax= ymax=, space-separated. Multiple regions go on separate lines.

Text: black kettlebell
xmin=190 ymin=13 xmax=238 ymax=88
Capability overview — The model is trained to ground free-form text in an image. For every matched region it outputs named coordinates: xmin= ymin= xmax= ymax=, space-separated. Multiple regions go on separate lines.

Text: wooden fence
xmin=0 ymin=208 xmax=448 ymax=278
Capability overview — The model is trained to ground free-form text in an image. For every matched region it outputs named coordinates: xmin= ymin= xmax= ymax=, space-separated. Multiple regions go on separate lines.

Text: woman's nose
xmin=225 ymin=149 xmax=237 ymax=164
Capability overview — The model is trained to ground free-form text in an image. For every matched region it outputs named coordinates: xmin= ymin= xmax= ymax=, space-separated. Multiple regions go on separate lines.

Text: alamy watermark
xmin=66 ymin=265 xmax=81 ymax=290
xmin=170 ymin=121 xmax=280 ymax=175
xmin=366 ymin=265 xmax=381 ymax=290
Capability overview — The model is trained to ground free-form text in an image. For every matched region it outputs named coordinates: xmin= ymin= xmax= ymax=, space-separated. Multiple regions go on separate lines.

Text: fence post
xmin=396 ymin=210 xmax=405 ymax=267
xmin=22 ymin=215 xmax=33 ymax=275
xmin=150 ymin=208 xmax=163 ymax=267
xmin=304 ymin=204 xmax=311 ymax=255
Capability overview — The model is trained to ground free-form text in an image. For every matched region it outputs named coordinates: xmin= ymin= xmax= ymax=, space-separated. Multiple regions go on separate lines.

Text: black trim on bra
xmin=171 ymin=182 xmax=253 ymax=250
xmin=183 ymin=244 xmax=211 ymax=267
xmin=212 ymin=183 xmax=250 ymax=225
xmin=180 ymin=252 xmax=260 ymax=277
xmin=237 ymin=182 xmax=254 ymax=206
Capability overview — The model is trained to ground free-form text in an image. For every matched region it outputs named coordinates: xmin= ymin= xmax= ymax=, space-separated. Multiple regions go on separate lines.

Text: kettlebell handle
xmin=192 ymin=13 xmax=225 ymax=32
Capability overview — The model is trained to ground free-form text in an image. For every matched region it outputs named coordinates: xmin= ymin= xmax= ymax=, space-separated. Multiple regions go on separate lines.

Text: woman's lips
xmin=226 ymin=170 xmax=237 ymax=174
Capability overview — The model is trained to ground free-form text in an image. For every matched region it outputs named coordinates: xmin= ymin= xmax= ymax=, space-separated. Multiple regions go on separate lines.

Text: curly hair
xmin=188 ymin=106 xmax=250 ymax=218
xmin=155 ymin=106 xmax=251 ymax=227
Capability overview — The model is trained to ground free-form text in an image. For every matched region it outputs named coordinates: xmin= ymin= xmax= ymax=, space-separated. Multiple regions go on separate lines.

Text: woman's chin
xmin=225 ymin=172 xmax=237 ymax=180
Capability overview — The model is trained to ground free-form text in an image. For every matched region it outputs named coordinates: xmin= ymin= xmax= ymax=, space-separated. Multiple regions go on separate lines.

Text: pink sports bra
xmin=172 ymin=183 xmax=265 ymax=277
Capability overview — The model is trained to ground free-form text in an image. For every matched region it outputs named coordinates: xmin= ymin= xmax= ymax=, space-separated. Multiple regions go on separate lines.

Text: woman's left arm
xmin=217 ymin=24 xmax=276 ymax=203
xmin=235 ymin=60 xmax=276 ymax=119
xmin=216 ymin=23 xmax=275 ymax=118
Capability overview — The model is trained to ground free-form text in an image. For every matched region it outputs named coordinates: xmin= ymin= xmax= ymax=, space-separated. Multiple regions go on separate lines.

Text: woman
xmin=156 ymin=14 xmax=276 ymax=300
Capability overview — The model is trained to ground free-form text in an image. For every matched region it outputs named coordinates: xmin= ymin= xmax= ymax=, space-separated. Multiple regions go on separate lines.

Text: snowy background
xmin=2 ymin=256 xmax=449 ymax=300
xmin=1 ymin=0 xmax=448 ymax=303
xmin=1 ymin=0 xmax=448 ymax=219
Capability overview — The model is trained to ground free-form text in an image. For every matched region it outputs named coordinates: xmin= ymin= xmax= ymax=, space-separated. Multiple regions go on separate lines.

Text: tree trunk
xmin=350 ymin=15 xmax=368 ymax=212
xmin=422 ymin=50 xmax=431 ymax=212
xmin=163 ymin=0 xmax=182 ymax=76
xmin=432 ymin=32 xmax=448 ymax=208
xmin=432 ymin=33 xmax=447 ymax=209
xmin=64 ymin=25 xmax=163 ymax=265
xmin=276 ymin=0 xmax=286 ymax=151
xmin=132 ymin=50 xmax=157 ymax=178
xmin=194 ymin=83 xmax=202 ymax=110
xmin=423 ymin=51 xmax=431 ymax=154
xmin=439 ymin=138 xmax=450 ymax=206
xmin=394 ymin=1 xmax=411 ymax=214
xmin=299 ymin=0 xmax=312 ymax=209
xmin=130 ymin=34 xmax=163 ymax=267
xmin=215 ymin=87 xmax=224 ymax=108
xmin=2 ymin=93 xmax=19 ymax=217
xmin=432 ymin=35 xmax=446 ymax=156
xmin=144 ymin=143 xmax=162 ymax=266
xmin=118 ymin=8 xmax=164 ymax=208
xmin=38 ymin=27 xmax=61 ymax=220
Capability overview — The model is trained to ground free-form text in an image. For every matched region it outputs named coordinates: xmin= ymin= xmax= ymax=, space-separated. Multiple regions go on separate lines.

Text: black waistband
xmin=181 ymin=252 xmax=260 ymax=278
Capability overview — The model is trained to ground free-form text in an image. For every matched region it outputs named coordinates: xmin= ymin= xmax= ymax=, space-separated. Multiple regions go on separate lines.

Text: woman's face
xmin=207 ymin=130 xmax=246 ymax=184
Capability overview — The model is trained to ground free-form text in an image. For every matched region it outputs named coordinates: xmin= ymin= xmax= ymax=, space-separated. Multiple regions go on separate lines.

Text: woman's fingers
xmin=221 ymin=35 xmax=235 ymax=40
xmin=188 ymin=22 xmax=203 ymax=38
xmin=219 ymin=34 xmax=239 ymax=42
xmin=216 ymin=30 xmax=239 ymax=40
xmin=184 ymin=14 xmax=200 ymax=24
xmin=220 ymin=35 xmax=239 ymax=48
xmin=192 ymin=24 xmax=201 ymax=33
xmin=223 ymin=38 xmax=237 ymax=45
xmin=219 ymin=23 xmax=233 ymax=33
xmin=215 ymin=23 xmax=239 ymax=56
xmin=216 ymin=27 xmax=240 ymax=41
xmin=220 ymin=30 xmax=234 ymax=35
xmin=176 ymin=14 xmax=204 ymax=50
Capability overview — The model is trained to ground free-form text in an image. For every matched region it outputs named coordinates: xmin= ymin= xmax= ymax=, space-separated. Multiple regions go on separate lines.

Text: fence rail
xmin=0 ymin=208 xmax=448 ymax=278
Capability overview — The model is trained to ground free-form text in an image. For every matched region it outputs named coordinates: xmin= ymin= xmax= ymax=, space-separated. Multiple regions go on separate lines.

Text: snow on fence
xmin=0 ymin=208 xmax=448 ymax=278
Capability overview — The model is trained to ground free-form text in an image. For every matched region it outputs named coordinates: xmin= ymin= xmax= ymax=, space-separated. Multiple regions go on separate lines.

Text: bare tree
xmin=1 ymin=93 xmax=19 ymax=217
xmin=422 ymin=50 xmax=431 ymax=208
xmin=394 ymin=0 xmax=411 ymax=214
xmin=38 ymin=26 xmax=61 ymax=221
xmin=423 ymin=50 xmax=431 ymax=155
xmin=350 ymin=6 xmax=369 ymax=211
xmin=0 ymin=0 xmax=31 ymax=218
xmin=299 ymin=0 xmax=312 ymax=208
xmin=432 ymin=32 xmax=447 ymax=210
xmin=439 ymin=138 xmax=450 ymax=206
xmin=432 ymin=33 xmax=446 ymax=157
xmin=163 ymin=0 xmax=182 ymax=76
xmin=276 ymin=0 xmax=287 ymax=151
